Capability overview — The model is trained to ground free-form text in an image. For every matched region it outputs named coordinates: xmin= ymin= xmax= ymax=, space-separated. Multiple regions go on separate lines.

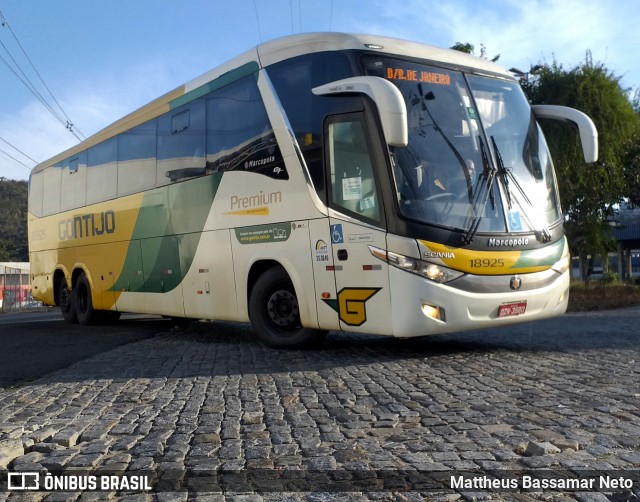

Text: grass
xmin=567 ymin=282 xmax=640 ymax=312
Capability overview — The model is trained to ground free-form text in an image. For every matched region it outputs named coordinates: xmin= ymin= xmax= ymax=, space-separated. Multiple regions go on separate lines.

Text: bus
xmin=28 ymin=33 xmax=598 ymax=347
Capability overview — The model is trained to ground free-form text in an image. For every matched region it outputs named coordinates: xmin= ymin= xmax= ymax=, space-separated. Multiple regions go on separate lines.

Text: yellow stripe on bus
xmin=418 ymin=239 xmax=563 ymax=275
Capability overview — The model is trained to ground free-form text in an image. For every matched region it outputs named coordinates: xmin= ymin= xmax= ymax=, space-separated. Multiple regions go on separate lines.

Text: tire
xmin=74 ymin=272 xmax=95 ymax=326
xmin=58 ymin=277 xmax=77 ymax=324
xmin=249 ymin=267 xmax=326 ymax=349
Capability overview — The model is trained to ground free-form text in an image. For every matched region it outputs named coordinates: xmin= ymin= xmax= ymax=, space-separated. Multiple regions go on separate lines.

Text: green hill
xmin=0 ymin=178 xmax=28 ymax=262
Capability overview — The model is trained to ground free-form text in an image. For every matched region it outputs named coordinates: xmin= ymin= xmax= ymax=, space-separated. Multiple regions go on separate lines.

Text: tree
xmin=623 ymin=133 xmax=640 ymax=207
xmin=0 ymin=178 xmax=28 ymax=262
xmin=517 ymin=53 xmax=640 ymax=281
xmin=450 ymin=42 xmax=500 ymax=62
xmin=625 ymin=90 xmax=640 ymax=207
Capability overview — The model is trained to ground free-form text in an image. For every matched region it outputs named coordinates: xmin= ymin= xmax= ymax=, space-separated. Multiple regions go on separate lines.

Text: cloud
xmin=340 ymin=0 xmax=638 ymax=87
xmin=0 ymin=58 xmax=183 ymax=181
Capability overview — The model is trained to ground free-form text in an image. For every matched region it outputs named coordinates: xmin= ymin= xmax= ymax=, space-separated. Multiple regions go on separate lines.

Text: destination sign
xmin=386 ymin=67 xmax=451 ymax=85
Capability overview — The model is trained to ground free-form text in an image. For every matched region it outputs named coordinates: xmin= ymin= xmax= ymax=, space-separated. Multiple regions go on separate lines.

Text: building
xmin=0 ymin=262 xmax=31 ymax=310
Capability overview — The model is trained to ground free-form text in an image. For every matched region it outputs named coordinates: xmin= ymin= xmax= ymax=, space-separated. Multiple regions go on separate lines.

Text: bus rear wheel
xmin=58 ymin=278 xmax=77 ymax=324
xmin=249 ymin=267 xmax=326 ymax=348
xmin=74 ymin=272 xmax=95 ymax=326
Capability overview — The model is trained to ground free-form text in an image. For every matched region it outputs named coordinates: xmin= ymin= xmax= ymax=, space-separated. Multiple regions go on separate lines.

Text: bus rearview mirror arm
xmin=531 ymin=105 xmax=599 ymax=164
xmin=312 ymin=76 xmax=409 ymax=147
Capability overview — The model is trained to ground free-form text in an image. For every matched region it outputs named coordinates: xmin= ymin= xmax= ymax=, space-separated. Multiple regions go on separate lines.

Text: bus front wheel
xmin=59 ymin=278 xmax=77 ymax=324
xmin=74 ymin=272 xmax=95 ymax=326
xmin=249 ymin=267 xmax=326 ymax=348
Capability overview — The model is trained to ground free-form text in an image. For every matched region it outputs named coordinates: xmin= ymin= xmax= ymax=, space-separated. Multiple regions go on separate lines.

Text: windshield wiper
xmin=490 ymin=136 xmax=551 ymax=243
xmin=461 ymin=136 xmax=496 ymax=245
xmin=418 ymin=88 xmax=474 ymax=198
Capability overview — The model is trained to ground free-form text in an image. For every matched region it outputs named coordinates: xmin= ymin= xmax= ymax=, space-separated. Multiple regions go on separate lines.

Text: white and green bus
xmin=28 ymin=33 xmax=597 ymax=347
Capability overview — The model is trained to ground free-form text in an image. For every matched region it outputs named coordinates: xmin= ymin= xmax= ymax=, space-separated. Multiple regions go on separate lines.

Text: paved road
xmin=0 ymin=309 xmax=638 ymax=500
xmin=0 ymin=310 xmax=173 ymax=388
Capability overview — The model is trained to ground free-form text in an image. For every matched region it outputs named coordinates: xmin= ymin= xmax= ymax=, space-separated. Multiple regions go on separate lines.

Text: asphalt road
xmin=0 ymin=310 xmax=173 ymax=388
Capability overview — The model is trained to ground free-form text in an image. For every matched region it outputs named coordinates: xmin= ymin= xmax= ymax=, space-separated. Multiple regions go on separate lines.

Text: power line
xmin=329 ymin=0 xmax=334 ymax=30
xmin=0 ymin=49 xmax=82 ymax=141
xmin=290 ymin=0 xmax=294 ymax=34
xmin=0 ymin=147 xmax=33 ymax=174
xmin=0 ymin=10 xmax=85 ymax=141
xmin=252 ymin=0 xmax=263 ymax=42
xmin=0 ymin=136 xmax=37 ymax=175
xmin=0 ymin=136 xmax=37 ymax=164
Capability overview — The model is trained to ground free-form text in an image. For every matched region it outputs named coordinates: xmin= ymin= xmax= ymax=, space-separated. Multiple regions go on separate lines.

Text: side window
xmin=327 ymin=115 xmax=381 ymax=223
xmin=267 ymin=52 xmax=358 ymax=199
xmin=42 ymin=164 xmax=62 ymax=215
xmin=118 ymin=119 xmax=157 ymax=195
xmin=28 ymin=171 xmax=44 ymax=217
xmin=87 ymin=138 xmax=118 ymax=205
xmin=158 ymin=99 xmax=206 ymax=184
xmin=206 ymin=74 xmax=285 ymax=180
xmin=61 ymin=151 xmax=87 ymax=210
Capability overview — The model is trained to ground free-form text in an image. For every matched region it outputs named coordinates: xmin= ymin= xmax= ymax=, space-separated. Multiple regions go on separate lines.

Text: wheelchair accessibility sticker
xmin=330 ymin=224 xmax=344 ymax=244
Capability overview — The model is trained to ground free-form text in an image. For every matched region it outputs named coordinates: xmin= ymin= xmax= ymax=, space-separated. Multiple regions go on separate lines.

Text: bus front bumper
xmin=389 ymin=266 xmax=570 ymax=338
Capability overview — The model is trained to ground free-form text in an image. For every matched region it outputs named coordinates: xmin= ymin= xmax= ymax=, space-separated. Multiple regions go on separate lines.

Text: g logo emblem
xmin=323 ymin=287 xmax=381 ymax=326
xmin=510 ymin=275 xmax=522 ymax=291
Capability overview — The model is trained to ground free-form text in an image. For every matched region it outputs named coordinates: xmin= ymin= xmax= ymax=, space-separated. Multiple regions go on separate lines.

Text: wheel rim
xmin=266 ymin=289 xmax=299 ymax=331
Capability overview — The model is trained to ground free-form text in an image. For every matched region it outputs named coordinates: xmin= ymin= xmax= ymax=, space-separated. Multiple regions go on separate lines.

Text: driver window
xmin=328 ymin=117 xmax=380 ymax=222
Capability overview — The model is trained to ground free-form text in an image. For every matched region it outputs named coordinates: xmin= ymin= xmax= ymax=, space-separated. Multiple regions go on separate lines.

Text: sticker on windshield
xmin=509 ymin=211 xmax=523 ymax=231
xmin=342 ymin=177 xmax=362 ymax=200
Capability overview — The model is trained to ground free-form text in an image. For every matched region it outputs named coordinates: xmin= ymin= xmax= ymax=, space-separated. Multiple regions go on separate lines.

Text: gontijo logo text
xmin=58 ymin=210 xmax=116 ymax=242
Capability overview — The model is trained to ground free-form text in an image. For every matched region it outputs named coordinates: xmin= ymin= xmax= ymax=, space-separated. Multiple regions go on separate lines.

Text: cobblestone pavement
xmin=0 ymin=308 xmax=639 ymax=501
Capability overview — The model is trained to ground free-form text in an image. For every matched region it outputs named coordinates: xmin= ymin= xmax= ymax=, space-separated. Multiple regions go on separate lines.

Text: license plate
xmin=498 ymin=301 xmax=527 ymax=318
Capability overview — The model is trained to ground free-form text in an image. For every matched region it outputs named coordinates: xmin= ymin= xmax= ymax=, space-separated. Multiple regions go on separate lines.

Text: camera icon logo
xmin=7 ymin=472 xmax=40 ymax=490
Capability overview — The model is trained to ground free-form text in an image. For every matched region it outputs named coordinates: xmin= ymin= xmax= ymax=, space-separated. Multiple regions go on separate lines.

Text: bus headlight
xmin=369 ymin=246 xmax=464 ymax=283
xmin=552 ymin=246 xmax=571 ymax=274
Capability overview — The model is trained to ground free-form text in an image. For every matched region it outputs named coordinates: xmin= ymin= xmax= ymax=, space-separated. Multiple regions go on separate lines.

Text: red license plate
xmin=498 ymin=301 xmax=527 ymax=318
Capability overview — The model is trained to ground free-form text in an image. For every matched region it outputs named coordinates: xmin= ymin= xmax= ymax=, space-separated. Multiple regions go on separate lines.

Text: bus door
xmin=323 ymin=113 xmax=392 ymax=334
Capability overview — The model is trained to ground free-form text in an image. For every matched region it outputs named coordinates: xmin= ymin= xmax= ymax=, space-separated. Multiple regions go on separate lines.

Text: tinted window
xmin=158 ymin=99 xmax=206 ymax=161
xmin=87 ymin=138 xmax=118 ymax=204
xmin=327 ymin=115 xmax=381 ymax=223
xmin=61 ymin=151 xmax=87 ymax=210
xmin=267 ymin=52 xmax=359 ymax=200
xmin=206 ymin=74 xmax=285 ymax=180
xmin=118 ymin=119 xmax=157 ymax=195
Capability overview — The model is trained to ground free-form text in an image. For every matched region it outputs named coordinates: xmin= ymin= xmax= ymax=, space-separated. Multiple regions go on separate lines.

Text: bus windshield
xmin=364 ymin=57 xmax=561 ymax=238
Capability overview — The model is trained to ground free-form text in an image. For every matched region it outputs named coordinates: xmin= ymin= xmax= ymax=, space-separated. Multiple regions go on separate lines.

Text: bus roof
xmin=32 ymin=32 xmax=512 ymax=174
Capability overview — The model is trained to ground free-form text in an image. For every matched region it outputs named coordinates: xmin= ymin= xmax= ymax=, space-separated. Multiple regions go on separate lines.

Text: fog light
xmin=421 ymin=303 xmax=445 ymax=322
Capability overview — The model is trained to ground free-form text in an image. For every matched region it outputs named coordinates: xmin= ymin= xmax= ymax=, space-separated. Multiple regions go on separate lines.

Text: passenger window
xmin=87 ymin=138 xmax=118 ymax=205
xmin=327 ymin=117 xmax=380 ymax=222
xmin=118 ymin=119 xmax=157 ymax=195
xmin=267 ymin=52 xmax=359 ymax=199
xmin=61 ymin=152 xmax=87 ymax=210
xmin=158 ymin=99 xmax=206 ymax=184
xmin=206 ymin=74 xmax=285 ymax=180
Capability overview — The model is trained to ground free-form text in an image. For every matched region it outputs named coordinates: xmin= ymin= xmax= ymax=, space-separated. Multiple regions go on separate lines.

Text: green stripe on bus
xmin=512 ymin=238 xmax=564 ymax=269
xmin=112 ymin=173 xmax=223 ymax=293
xmin=169 ymin=61 xmax=260 ymax=109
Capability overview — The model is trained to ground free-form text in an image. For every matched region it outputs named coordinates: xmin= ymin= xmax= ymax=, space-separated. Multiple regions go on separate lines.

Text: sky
xmin=1 ymin=0 xmax=638 ymax=181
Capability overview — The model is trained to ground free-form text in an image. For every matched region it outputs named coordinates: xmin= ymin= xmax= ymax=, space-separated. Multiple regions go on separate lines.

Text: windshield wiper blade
xmin=490 ymin=136 xmax=551 ymax=243
xmin=461 ymin=136 xmax=496 ymax=245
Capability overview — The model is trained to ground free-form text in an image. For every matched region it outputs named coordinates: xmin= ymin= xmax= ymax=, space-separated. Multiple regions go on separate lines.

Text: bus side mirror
xmin=531 ymin=104 xmax=598 ymax=163
xmin=312 ymin=76 xmax=408 ymax=147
